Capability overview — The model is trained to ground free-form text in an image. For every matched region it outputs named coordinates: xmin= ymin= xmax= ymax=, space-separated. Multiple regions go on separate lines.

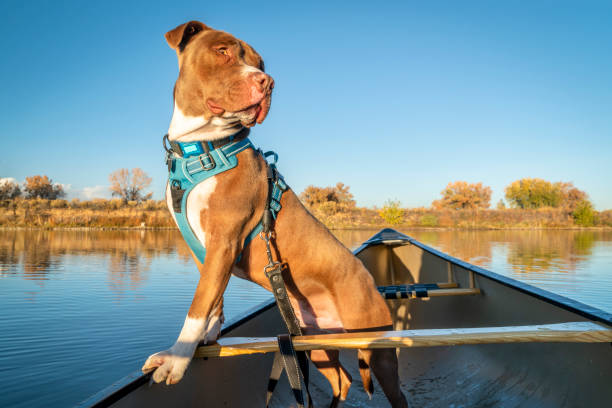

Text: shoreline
xmin=2 ymin=201 xmax=610 ymax=230
xmin=1 ymin=225 xmax=610 ymax=231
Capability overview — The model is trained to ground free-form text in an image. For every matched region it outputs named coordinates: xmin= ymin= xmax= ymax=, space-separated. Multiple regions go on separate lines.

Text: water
xmin=1 ymin=229 xmax=611 ymax=407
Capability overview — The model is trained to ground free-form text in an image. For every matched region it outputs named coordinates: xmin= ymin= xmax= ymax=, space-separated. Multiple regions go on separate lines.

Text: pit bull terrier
xmin=141 ymin=20 xmax=408 ymax=408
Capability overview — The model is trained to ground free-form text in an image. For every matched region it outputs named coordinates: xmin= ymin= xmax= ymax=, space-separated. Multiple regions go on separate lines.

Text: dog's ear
xmin=165 ymin=21 xmax=208 ymax=52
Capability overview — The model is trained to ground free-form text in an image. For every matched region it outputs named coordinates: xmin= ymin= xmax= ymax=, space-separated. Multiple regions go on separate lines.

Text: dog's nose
xmin=250 ymin=72 xmax=272 ymax=92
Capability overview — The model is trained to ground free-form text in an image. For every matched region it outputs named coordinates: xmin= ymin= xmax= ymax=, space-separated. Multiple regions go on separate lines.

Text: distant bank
xmin=1 ymin=198 xmax=610 ymax=230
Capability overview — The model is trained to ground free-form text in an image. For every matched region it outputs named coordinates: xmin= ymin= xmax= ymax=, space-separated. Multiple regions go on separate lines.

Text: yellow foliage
xmin=378 ymin=200 xmax=403 ymax=225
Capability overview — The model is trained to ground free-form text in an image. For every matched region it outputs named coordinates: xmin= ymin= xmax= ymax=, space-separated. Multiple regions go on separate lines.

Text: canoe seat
xmin=194 ymin=321 xmax=612 ymax=358
xmin=378 ymin=282 xmax=480 ymax=299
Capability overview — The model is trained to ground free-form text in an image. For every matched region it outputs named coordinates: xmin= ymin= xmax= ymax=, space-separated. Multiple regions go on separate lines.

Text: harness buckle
xmin=199 ymin=143 xmax=217 ymax=171
xmin=199 ymin=151 xmax=216 ymax=170
xmin=264 ymin=262 xmax=283 ymax=278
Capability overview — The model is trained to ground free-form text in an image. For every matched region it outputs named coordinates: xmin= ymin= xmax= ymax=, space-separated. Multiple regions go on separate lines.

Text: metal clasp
xmin=199 ymin=151 xmax=216 ymax=171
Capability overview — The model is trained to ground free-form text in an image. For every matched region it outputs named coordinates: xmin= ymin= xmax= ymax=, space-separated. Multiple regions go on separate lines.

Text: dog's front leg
xmin=141 ymin=244 xmax=237 ymax=385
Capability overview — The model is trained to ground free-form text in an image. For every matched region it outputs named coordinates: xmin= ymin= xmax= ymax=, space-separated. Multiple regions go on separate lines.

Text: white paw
xmin=141 ymin=348 xmax=192 ymax=385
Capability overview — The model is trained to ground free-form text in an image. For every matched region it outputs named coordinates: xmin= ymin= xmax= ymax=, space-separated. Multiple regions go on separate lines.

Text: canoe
xmin=78 ymin=228 xmax=612 ymax=407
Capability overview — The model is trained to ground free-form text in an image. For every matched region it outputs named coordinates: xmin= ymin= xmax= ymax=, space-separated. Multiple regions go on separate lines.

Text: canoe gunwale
xmin=357 ymin=228 xmax=612 ymax=327
xmin=75 ymin=298 xmax=277 ymax=408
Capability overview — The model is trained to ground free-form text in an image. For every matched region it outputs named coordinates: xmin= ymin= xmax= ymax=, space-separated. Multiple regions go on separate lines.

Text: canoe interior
xmin=90 ymin=230 xmax=612 ymax=408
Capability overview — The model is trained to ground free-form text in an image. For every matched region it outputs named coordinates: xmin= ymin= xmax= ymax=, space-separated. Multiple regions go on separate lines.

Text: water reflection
xmin=333 ymin=229 xmax=609 ymax=275
xmin=406 ymin=229 xmax=605 ymax=275
xmin=0 ymin=230 xmax=191 ymax=291
xmin=1 ymin=228 xmax=611 ymax=289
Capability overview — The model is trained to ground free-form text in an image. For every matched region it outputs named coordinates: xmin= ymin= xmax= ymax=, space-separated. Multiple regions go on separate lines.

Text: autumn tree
xmin=24 ymin=175 xmax=65 ymax=199
xmin=0 ymin=179 xmax=22 ymax=200
xmin=557 ymin=182 xmax=589 ymax=211
xmin=299 ymin=182 xmax=355 ymax=208
xmin=109 ymin=168 xmax=152 ymax=203
xmin=432 ymin=181 xmax=492 ymax=210
xmin=504 ymin=178 xmax=589 ymax=210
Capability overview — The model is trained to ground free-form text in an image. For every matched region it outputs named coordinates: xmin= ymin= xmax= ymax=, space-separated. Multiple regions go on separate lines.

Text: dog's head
xmin=166 ymin=21 xmax=274 ymax=138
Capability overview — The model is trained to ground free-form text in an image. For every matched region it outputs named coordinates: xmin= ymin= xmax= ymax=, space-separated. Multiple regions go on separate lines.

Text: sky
xmin=1 ymin=0 xmax=611 ymax=209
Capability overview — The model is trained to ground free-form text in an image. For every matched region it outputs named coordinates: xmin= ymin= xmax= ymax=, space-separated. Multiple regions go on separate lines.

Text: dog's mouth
xmin=245 ymin=93 xmax=272 ymax=127
xmin=210 ymin=92 xmax=272 ymax=128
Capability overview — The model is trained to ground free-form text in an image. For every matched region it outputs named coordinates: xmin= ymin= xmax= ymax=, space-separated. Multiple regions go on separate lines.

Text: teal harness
xmin=164 ymin=135 xmax=287 ymax=264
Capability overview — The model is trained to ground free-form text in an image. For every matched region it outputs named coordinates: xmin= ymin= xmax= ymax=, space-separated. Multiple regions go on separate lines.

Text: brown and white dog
xmin=141 ymin=21 xmax=408 ymax=408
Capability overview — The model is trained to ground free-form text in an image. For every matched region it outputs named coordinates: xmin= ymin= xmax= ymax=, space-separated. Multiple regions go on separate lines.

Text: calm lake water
xmin=1 ymin=228 xmax=611 ymax=407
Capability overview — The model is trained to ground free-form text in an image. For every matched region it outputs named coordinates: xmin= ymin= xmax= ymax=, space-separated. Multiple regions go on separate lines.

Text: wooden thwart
xmin=423 ymin=288 xmax=480 ymax=297
xmin=194 ymin=321 xmax=612 ymax=358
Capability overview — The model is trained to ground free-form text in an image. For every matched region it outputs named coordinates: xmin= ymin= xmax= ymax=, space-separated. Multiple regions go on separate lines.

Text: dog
xmin=141 ymin=20 xmax=408 ymax=408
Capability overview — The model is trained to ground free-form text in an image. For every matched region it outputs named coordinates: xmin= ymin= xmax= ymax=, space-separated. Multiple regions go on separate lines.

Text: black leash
xmin=260 ymin=159 xmax=311 ymax=408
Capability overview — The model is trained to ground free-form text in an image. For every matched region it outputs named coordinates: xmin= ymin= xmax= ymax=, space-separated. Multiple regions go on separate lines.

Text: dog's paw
xmin=141 ymin=349 xmax=191 ymax=385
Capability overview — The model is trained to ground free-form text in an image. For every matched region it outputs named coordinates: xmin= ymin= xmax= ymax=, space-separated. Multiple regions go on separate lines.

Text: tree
xmin=109 ymin=168 xmax=152 ymax=203
xmin=504 ymin=178 xmax=589 ymax=210
xmin=557 ymin=182 xmax=588 ymax=211
xmin=505 ymin=178 xmax=561 ymax=209
xmin=24 ymin=175 xmax=65 ymax=199
xmin=432 ymin=181 xmax=491 ymax=210
xmin=299 ymin=182 xmax=355 ymax=208
xmin=0 ymin=179 xmax=21 ymax=200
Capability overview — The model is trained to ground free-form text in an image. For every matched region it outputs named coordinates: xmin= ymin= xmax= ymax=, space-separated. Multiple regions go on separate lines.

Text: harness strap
xmin=266 ymin=352 xmax=284 ymax=406
xmin=265 ymin=263 xmax=303 ymax=336
xmin=277 ymin=335 xmax=305 ymax=408
xmin=260 ymin=158 xmax=311 ymax=407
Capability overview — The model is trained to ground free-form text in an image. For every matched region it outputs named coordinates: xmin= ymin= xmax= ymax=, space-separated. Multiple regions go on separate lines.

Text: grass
xmin=1 ymin=198 xmax=610 ymax=229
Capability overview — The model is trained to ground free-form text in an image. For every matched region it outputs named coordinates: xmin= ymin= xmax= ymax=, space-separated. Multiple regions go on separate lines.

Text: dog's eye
xmin=216 ymin=47 xmax=229 ymax=56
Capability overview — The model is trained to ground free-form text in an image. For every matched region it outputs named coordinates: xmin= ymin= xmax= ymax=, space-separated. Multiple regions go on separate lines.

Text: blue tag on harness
xmin=180 ymin=142 xmax=204 ymax=157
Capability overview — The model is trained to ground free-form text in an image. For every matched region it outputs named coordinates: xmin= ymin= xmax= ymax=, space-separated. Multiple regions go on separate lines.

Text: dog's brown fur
xmin=144 ymin=21 xmax=408 ymax=408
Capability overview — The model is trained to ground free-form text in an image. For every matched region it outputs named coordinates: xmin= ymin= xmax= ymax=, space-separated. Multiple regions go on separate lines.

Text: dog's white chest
xmin=165 ymin=177 xmax=218 ymax=249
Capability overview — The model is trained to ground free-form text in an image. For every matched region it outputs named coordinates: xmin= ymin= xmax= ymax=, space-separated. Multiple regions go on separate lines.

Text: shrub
xmin=572 ymin=200 xmax=595 ymax=227
xmin=142 ymin=200 xmax=159 ymax=211
xmin=419 ymin=214 xmax=439 ymax=227
xmin=432 ymin=181 xmax=492 ymax=210
xmin=379 ymin=200 xmax=403 ymax=225
xmin=90 ymin=198 xmax=108 ymax=210
xmin=109 ymin=198 xmax=124 ymax=210
xmin=50 ymin=199 xmax=68 ymax=209
xmin=299 ymin=183 xmax=355 ymax=208
xmin=598 ymin=210 xmax=612 ymax=227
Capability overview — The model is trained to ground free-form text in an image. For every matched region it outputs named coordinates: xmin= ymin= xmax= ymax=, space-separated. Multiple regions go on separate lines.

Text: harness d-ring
xmin=163 ymin=134 xmax=173 ymax=154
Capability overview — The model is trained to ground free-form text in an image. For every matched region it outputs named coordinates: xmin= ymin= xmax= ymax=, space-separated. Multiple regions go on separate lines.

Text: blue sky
xmin=1 ymin=0 xmax=611 ymax=209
